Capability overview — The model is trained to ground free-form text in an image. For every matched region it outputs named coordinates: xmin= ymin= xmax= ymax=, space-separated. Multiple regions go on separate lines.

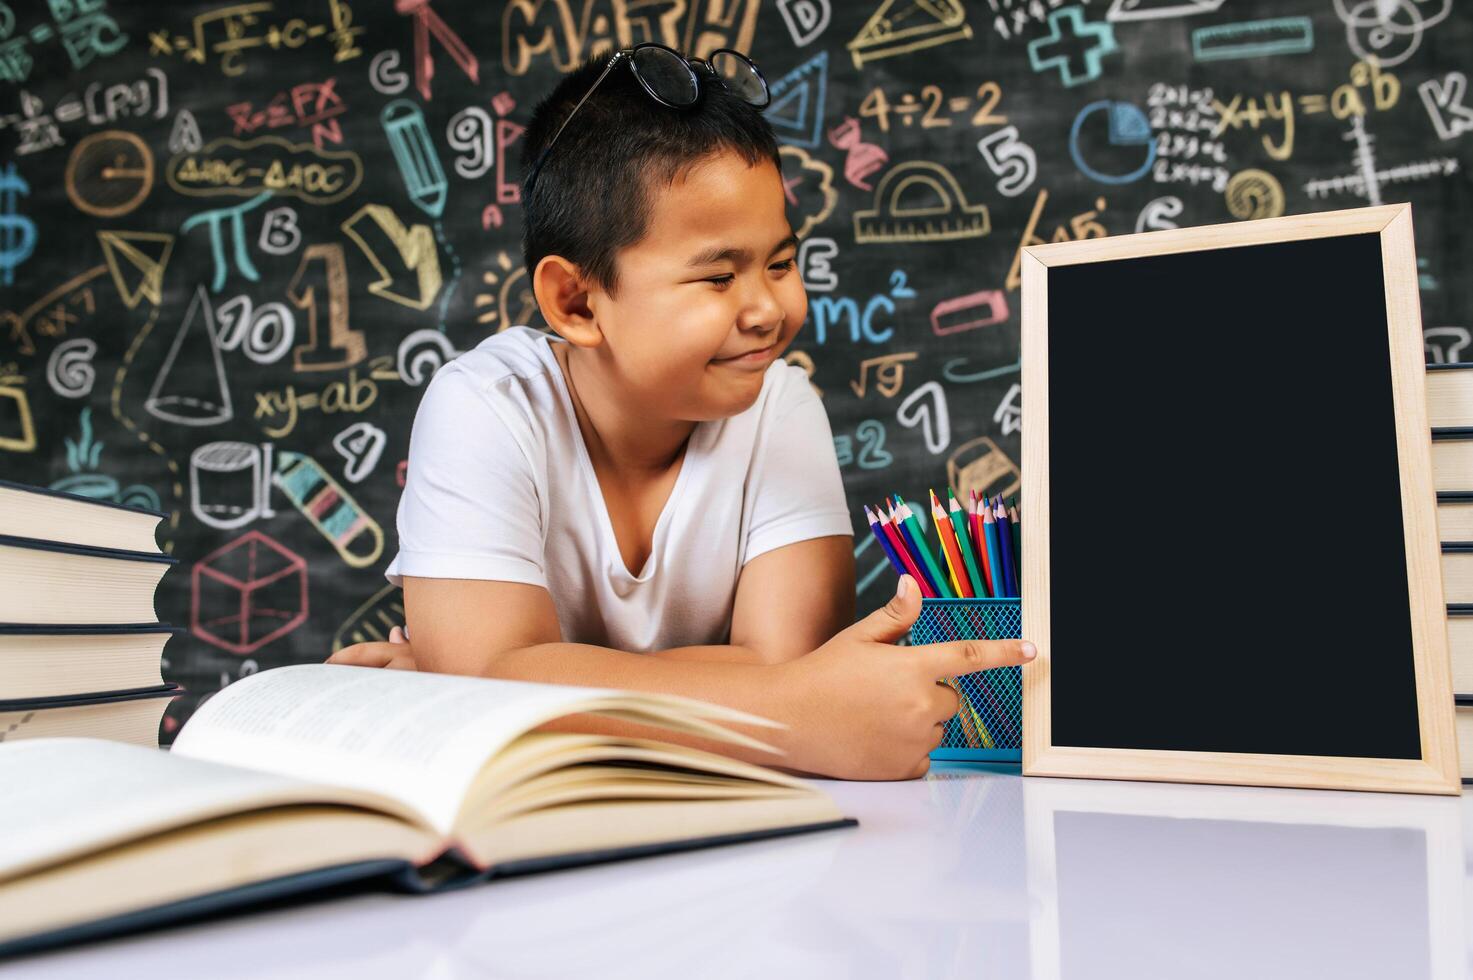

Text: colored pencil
xmin=931 ymin=490 xmax=971 ymax=598
xmin=1009 ymin=497 xmax=1021 ymax=578
xmin=864 ymin=505 xmax=909 ymax=581
xmin=890 ymin=500 xmax=943 ymax=598
xmin=970 ymin=489 xmax=994 ymax=596
xmin=994 ymin=496 xmax=1019 ymax=598
xmin=947 ymin=489 xmax=987 ymax=598
xmin=982 ymin=504 xmax=1008 ymax=598
xmin=879 ymin=503 xmax=935 ymax=598
xmin=896 ymin=495 xmax=954 ymax=598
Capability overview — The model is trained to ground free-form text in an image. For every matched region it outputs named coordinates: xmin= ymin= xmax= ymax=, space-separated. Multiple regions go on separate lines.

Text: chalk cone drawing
xmin=145 ymin=285 xmax=234 ymax=426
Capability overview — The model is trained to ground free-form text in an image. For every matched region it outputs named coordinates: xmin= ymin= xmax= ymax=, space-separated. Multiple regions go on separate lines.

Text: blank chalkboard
xmin=1020 ymin=203 xmax=1460 ymax=795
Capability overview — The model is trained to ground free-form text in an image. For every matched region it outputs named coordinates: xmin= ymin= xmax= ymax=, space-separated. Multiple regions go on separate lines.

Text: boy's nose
xmin=736 ymin=280 xmax=785 ymax=332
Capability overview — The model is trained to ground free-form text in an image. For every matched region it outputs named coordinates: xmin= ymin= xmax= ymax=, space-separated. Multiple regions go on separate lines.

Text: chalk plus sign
xmin=1028 ymin=8 xmax=1119 ymax=88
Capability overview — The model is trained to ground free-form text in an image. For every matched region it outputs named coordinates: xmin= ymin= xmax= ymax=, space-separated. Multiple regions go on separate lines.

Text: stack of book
xmin=1425 ymin=362 xmax=1473 ymax=780
xmin=0 ymin=479 xmax=180 ymax=748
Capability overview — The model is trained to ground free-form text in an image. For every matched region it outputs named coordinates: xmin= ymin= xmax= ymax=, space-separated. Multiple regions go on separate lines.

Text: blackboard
xmin=1 ymin=1 xmax=1471 ymax=743
xmin=1019 ymin=205 xmax=1459 ymax=794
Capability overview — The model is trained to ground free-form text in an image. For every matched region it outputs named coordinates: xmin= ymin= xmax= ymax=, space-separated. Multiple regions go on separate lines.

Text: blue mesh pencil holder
xmin=908 ymin=597 xmax=1022 ymax=763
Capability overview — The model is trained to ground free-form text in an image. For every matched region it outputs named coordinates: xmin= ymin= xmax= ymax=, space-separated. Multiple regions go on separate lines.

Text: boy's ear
xmin=533 ymin=255 xmax=601 ymax=347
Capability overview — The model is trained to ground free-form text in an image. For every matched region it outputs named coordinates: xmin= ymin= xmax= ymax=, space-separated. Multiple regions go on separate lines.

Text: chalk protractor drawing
xmin=854 ymin=161 xmax=990 ymax=244
xmin=847 ymin=0 xmax=972 ymax=68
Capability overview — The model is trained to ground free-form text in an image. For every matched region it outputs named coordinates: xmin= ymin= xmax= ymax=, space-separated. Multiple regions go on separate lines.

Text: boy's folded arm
xmin=402 ymin=576 xmax=806 ymax=768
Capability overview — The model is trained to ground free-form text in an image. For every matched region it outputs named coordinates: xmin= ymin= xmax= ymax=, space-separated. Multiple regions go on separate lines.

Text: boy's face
xmin=589 ymin=150 xmax=806 ymax=422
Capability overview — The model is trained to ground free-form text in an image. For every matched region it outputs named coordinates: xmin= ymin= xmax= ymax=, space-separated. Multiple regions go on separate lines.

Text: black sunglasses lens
xmin=632 ymin=46 xmax=699 ymax=106
xmin=710 ymin=51 xmax=768 ymax=107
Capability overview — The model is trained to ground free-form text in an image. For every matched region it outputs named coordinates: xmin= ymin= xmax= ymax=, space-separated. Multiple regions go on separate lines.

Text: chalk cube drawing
xmin=192 ymin=530 xmax=308 ymax=654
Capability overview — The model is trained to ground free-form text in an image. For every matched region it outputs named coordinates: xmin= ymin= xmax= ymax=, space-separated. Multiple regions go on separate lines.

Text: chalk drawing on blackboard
xmin=992 ymin=382 xmax=1021 ymax=437
xmin=273 ymin=451 xmax=385 ymax=569
xmin=1105 ymin=0 xmax=1223 ymax=22
xmin=332 ymin=584 xmax=406 ymax=652
xmin=0 ymin=366 xmax=36 ymax=453
xmin=850 ymin=352 xmax=916 ymax=399
xmin=191 ymin=441 xmax=275 ymax=531
xmin=341 ymin=204 xmax=443 ymax=310
xmin=767 ymin=51 xmax=828 ymax=150
xmin=166 ymin=137 xmax=364 ymax=205
xmin=290 ymin=243 xmax=366 ymax=372
xmin=446 ymin=106 xmax=494 ymax=179
xmin=2 ymin=266 xmax=107 ymax=357
xmin=1191 ymin=17 xmax=1315 ymax=62
xmin=1425 ymin=327 xmax=1471 ymax=364
xmin=97 ymin=231 xmax=172 ymax=309
xmin=1334 ymin=0 xmax=1450 ymax=69
xmin=145 ymin=286 xmax=234 ymax=427
xmin=382 ymin=100 xmax=447 ymax=218
xmin=1224 ymin=168 xmax=1285 ymax=220
xmin=49 ymin=407 xmax=161 ymax=512
xmin=778 ymin=146 xmax=837 ymax=239
xmin=853 ymin=161 xmax=989 ymax=244
xmin=827 ymin=116 xmax=888 ymax=191
xmin=192 ymin=529 xmax=309 ymax=656
xmin=0 ymin=163 xmax=36 ymax=289
xmin=1304 ymin=114 xmax=1457 ymax=207
xmin=258 ymin=206 xmax=302 ymax=255
xmin=777 ymin=0 xmax=831 ymax=47
xmin=64 ymin=130 xmax=152 ymax=218
xmin=946 ymin=436 xmax=1020 ymax=502
xmin=798 ymin=237 xmax=839 ymax=292
xmin=1028 ymin=8 xmax=1118 ymax=88
xmin=168 ymin=108 xmax=202 ymax=154
xmin=976 ymin=126 xmax=1037 ymax=198
xmin=474 ymin=251 xmax=515 ymax=326
xmin=46 ymin=339 xmax=97 ymax=399
xmin=398 ymin=329 xmax=459 ymax=388
xmin=180 ymin=191 xmax=272 ymax=293
xmin=930 ymin=289 xmax=1008 ymax=337
xmin=1418 ymin=72 xmax=1473 ymax=141
xmin=1135 ymin=195 xmax=1183 ymax=232
xmin=1069 ymin=100 xmax=1155 ymax=185
xmin=369 ymin=49 xmax=411 ymax=95
xmin=216 ymin=295 xmax=295 ymax=365
xmin=847 ymin=0 xmax=972 ymax=68
xmin=332 ymin=421 xmax=387 ymax=484
xmin=896 ymin=381 xmax=950 ymax=455
xmin=398 ymin=0 xmax=480 ymax=101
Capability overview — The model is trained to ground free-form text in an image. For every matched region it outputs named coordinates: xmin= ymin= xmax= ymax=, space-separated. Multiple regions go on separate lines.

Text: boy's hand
xmin=325 ymin=626 xmax=418 ymax=670
xmin=775 ymin=574 xmax=1034 ymax=781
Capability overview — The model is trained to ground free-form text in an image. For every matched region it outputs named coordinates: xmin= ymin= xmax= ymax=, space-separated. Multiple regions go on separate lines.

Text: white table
xmin=6 ymin=763 xmax=1470 ymax=979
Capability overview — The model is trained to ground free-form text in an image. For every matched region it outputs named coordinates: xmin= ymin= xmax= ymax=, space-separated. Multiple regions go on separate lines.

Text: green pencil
xmin=894 ymin=494 xmax=954 ymax=598
xmin=947 ymin=489 xmax=987 ymax=598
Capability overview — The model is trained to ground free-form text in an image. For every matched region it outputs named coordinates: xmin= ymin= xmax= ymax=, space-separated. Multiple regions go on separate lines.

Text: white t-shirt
xmin=385 ymin=326 xmax=853 ymax=653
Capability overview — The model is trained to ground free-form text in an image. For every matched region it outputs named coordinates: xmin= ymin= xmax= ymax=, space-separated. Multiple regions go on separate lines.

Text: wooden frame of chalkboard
xmin=1019 ymin=203 xmax=1460 ymax=795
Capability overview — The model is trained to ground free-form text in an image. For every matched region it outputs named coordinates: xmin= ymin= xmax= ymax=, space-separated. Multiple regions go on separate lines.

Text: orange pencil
xmin=930 ymin=489 xmax=973 ymax=597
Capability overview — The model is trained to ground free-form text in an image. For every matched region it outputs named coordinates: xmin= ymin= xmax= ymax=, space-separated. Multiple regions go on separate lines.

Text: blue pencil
xmin=994 ymin=496 xmax=1019 ymax=598
xmin=982 ymin=504 xmax=1009 ymax=598
xmin=864 ymin=505 xmax=909 ymax=581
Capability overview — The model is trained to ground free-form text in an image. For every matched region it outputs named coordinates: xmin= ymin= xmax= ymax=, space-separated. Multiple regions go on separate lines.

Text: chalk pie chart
xmin=1068 ymin=100 xmax=1157 ymax=185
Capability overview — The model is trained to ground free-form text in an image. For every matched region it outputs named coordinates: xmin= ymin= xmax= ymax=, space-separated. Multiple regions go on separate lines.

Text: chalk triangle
xmin=848 ymin=0 xmax=970 ymax=67
xmin=766 ymin=51 xmax=827 ymax=149
xmin=98 ymin=231 xmax=173 ymax=309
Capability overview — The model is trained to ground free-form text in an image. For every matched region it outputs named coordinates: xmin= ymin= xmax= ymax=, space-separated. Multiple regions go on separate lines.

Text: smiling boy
xmin=329 ymin=48 xmax=1034 ymax=779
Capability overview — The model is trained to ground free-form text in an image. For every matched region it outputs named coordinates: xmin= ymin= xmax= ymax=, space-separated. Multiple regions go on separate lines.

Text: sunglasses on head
xmin=524 ymin=44 xmax=771 ymax=202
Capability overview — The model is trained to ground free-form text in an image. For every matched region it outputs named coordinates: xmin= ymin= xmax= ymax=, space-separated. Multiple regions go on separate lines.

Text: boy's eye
xmin=705 ymin=274 xmax=735 ymax=288
xmin=770 ymin=257 xmax=795 ymax=273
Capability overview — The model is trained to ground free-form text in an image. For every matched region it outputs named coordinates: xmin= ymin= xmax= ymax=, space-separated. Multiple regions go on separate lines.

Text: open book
xmin=0 ymin=664 xmax=855 ymax=957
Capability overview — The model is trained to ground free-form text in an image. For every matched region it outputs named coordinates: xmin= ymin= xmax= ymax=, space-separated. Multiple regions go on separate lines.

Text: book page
xmin=171 ymin=664 xmax=659 ymax=835
xmin=0 ymin=738 xmax=421 ymax=881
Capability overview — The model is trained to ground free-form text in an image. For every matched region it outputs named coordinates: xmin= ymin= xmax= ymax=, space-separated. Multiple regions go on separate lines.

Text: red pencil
xmin=970 ymin=489 xmax=994 ymax=596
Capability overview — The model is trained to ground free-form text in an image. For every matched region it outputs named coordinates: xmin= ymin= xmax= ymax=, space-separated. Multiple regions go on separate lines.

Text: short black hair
xmin=519 ymin=51 xmax=783 ymax=294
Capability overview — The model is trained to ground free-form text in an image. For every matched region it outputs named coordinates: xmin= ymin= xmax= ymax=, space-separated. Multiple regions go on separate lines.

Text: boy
xmin=328 ymin=49 xmax=1034 ymax=779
